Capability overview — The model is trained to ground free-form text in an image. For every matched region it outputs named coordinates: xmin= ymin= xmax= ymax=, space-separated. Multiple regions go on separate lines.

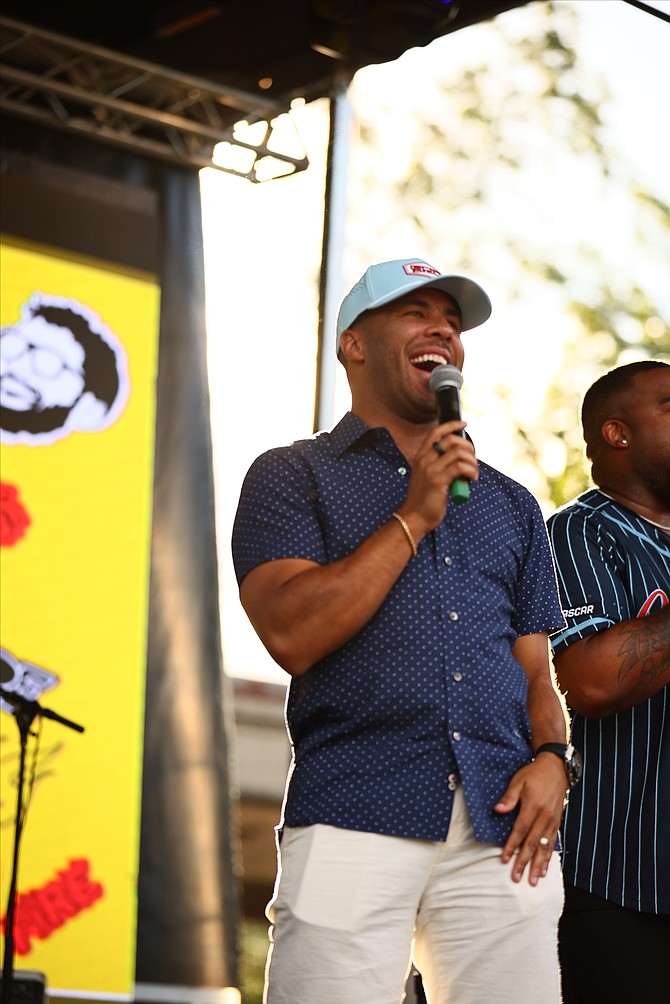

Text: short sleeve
xmin=547 ymin=506 xmax=630 ymax=654
xmin=513 ymin=494 xmax=565 ymax=637
xmin=231 ymin=447 xmax=327 ymax=585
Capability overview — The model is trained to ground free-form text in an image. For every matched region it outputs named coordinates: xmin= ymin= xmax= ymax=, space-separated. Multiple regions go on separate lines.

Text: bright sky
xmin=201 ymin=0 xmax=670 ymax=685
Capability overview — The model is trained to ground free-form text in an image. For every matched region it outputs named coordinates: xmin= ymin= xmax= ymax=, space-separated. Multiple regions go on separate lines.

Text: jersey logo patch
xmin=562 ymin=603 xmax=602 ymax=619
xmin=637 ymin=589 xmax=669 ymax=618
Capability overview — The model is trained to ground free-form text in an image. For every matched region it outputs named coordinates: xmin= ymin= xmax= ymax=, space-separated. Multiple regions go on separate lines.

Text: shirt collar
xmin=327 ymin=411 xmax=391 ymax=457
xmin=328 ymin=411 xmax=475 ymax=459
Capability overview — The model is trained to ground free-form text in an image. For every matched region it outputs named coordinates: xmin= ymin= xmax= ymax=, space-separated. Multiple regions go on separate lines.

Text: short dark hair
xmin=581 ymin=360 xmax=668 ymax=455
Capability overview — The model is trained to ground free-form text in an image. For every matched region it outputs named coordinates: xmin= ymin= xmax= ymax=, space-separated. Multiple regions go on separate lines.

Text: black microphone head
xmin=429 ymin=364 xmax=463 ymax=394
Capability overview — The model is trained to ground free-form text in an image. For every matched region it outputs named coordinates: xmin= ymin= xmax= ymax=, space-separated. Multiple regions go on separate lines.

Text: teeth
xmin=410 ymin=353 xmax=445 ymax=366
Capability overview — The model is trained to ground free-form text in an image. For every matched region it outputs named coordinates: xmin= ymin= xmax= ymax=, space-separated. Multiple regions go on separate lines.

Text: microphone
xmin=428 ymin=364 xmax=470 ymax=504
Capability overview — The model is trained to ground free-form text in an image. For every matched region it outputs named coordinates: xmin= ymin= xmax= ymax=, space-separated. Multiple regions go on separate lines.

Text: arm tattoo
xmin=617 ymin=615 xmax=670 ymax=690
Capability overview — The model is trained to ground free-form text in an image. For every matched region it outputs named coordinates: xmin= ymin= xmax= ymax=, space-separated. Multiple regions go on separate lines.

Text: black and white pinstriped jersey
xmin=547 ymin=489 xmax=669 ymax=915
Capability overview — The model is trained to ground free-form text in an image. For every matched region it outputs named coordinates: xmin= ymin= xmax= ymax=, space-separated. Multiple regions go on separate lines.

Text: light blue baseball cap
xmin=336 ymin=258 xmax=492 ymax=354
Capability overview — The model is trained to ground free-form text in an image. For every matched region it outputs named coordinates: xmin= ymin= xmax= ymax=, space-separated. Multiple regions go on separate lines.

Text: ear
xmin=601 ymin=418 xmax=630 ymax=449
xmin=338 ymin=326 xmax=365 ymax=366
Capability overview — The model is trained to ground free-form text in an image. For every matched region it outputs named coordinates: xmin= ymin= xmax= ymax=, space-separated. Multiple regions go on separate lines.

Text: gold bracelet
xmin=392 ymin=512 xmax=418 ymax=559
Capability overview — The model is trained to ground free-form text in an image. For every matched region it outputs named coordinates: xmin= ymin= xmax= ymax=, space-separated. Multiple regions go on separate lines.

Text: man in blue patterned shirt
xmin=233 ymin=259 xmax=571 ymax=1003
xmin=547 ymin=360 xmax=670 ymax=1004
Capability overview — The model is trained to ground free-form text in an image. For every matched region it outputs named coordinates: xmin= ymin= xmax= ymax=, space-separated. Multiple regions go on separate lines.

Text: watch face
xmin=567 ymin=745 xmax=583 ymax=787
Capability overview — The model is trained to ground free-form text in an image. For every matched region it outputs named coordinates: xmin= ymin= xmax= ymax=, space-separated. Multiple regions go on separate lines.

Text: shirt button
xmin=452 ymin=671 xmax=463 ymax=682
xmin=398 ymin=466 xmax=407 ymax=476
xmin=448 ymin=772 xmax=459 ymax=791
xmin=444 ymin=556 xmax=453 ymax=566
xmin=453 ymin=731 xmax=461 ymax=742
xmin=448 ymin=611 xmax=459 ymax=621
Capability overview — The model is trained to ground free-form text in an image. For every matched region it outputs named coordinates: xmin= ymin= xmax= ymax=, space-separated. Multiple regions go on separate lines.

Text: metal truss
xmin=0 ymin=15 xmax=309 ymax=182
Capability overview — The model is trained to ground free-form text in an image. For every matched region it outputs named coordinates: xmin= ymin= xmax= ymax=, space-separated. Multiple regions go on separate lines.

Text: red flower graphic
xmin=0 ymin=483 xmax=31 ymax=546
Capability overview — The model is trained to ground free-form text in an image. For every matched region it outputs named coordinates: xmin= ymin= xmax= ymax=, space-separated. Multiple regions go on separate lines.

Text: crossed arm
xmin=553 ymin=606 xmax=670 ymax=718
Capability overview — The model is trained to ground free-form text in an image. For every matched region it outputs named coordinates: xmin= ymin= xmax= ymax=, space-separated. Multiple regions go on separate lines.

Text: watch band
xmin=534 ymin=741 xmax=582 ymax=787
xmin=534 ymin=742 xmax=568 ymax=759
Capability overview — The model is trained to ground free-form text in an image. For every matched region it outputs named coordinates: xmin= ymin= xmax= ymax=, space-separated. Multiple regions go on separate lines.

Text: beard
xmin=634 ymin=454 xmax=670 ymax=508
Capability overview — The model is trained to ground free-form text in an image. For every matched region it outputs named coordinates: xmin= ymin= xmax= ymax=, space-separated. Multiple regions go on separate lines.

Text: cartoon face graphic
xmin=1 ymin=315 xmax=86 ymax=413
xmin=1 ymin=294 xmax=129 ymax=445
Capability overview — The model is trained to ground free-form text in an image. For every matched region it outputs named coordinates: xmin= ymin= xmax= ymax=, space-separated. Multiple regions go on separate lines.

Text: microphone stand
xmin=0 ymin=688 xmax=84 ymax=1004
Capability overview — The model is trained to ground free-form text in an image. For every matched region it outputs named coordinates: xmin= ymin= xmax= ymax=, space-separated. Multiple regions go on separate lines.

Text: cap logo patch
xmin=403 ymin=262 xmax=441 ymax=277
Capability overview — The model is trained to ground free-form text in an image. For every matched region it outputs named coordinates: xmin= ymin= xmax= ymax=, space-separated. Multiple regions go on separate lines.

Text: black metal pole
xmin=0 ymin=690 xmax=84 ymax=1001
xmin=1 ymin=705 xmax=35 ymax=1004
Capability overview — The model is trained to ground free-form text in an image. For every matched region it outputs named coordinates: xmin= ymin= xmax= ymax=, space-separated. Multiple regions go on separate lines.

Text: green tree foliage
xmin=348 ymin=1 xmax=669 ymax=509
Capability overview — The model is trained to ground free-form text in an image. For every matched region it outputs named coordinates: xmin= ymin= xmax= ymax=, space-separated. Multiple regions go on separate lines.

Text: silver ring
xmin=539 ymin=836 xmax=551 ymax=847
xmin=433 ymin=442 xmax=445 ymax=456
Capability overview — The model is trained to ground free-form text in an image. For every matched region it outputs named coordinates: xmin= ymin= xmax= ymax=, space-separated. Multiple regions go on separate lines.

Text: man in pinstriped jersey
xmin=547 ymin=360 xmax=670 ymax=1004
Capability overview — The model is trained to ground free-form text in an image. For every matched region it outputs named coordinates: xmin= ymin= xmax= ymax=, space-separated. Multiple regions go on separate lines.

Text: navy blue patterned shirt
xmin=232 ymin=412 xmax=565 ymax=845
xmin=548 ymin=489 xmax=670 ymax=914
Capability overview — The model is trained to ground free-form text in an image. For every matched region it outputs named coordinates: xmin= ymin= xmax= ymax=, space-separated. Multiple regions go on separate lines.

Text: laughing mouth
xmin=410 ymin=352 xmax=447 ymax=373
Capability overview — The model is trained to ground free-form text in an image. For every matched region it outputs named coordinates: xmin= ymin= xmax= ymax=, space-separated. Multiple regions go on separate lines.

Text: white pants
xmin=264 ymin=787 xmax=564 ymax=1004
